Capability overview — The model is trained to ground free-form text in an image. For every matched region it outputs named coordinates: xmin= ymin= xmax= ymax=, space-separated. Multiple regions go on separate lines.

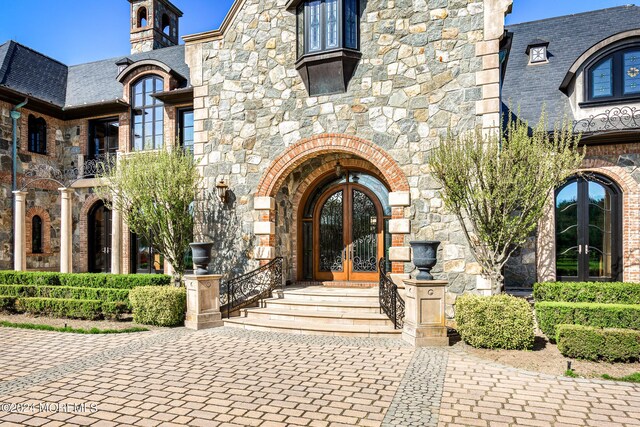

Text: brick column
xmin=59 ymin=188 xmax=73 ymax=273
xmin=13 ymin=191 xmax=27 ymax=271
xmin=388 ymin=191 xmax=411 ymax=286
xmin=254 ymin=196 xmax=276 ymax=263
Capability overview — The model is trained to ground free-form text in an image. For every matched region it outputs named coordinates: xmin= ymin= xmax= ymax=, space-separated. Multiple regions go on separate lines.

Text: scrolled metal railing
xmin=379 ymin=258 xmax=405 ymax=329
xmin=221 ymin=257 xmax=284 ymax=319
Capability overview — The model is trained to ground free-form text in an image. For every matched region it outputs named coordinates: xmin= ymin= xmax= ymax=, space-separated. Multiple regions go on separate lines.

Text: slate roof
xmin=502 ymin=5 xmax=640 ymax=130
xmin=0 ymin=40 xmax=189 ymax=109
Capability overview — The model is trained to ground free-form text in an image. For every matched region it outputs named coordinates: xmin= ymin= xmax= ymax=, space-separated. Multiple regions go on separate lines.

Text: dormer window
xmin=288 ymin=0 xmax=361 ymax=96
xmin=526 ymin=39 xmax=549 ymax=65
xmin=587 ymin=47 xmax=640 ymax=101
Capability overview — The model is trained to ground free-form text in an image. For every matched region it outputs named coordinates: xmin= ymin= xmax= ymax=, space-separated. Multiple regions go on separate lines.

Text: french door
xmin=555 ymin=175 xmax=621 ymax=281
xmin=313 ymin=184 xmax=383 ymax=281
xmin=88 ymin=201 xmax=112 ymax=273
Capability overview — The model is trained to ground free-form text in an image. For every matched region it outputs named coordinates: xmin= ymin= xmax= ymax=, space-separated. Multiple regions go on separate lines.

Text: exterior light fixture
xmin=216 ymin=179 xmax=229 ymax=203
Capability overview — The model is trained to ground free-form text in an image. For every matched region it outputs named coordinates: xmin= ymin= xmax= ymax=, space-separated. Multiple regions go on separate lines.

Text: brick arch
xmin=537 ymin=165 xmax=640 ymax=282
xmin=79 ymin=194 xmax=105 ymax=273
xmin=256 ymin=134 xmax=409 ymax=198
xmin=26 ymin=207 xmax=52 ymax=254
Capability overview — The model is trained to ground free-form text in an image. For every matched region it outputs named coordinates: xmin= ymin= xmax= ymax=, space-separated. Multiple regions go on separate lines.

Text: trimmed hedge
xmin=129 ymin=286 xmax=186 ymax=327
xmin=14 ymin=298 xmax=104 ymax=320
xmin=556 ymin=324 xmax=640 ymax=362
xmin=455 ymin=294 xmax=535 ymax=350
xmin=534 ymin=282 xmax=640 ymax=305
xmin=0 ymin=284 xmax=130 ymax=304
xmin=536 ymin=301 xmax=640 ymax=339
xmin=0 ymin=271 xmax=171 ymax=289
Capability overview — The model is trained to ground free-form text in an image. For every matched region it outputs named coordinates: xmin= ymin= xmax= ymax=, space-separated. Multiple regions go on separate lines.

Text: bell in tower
xmin=129 ymin=0 xmax=183 ymax=54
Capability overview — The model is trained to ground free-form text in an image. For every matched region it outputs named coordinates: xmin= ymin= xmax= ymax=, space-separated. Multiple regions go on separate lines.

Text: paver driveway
xmin=0 ymin=327 xmax=638 ymax=427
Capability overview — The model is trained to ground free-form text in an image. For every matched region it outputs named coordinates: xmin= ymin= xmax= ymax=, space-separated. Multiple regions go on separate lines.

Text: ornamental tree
xmin=97 ymin=149 xmax=201 ymax=283
xmin=428 ymin=116 xmax=584 ymax=291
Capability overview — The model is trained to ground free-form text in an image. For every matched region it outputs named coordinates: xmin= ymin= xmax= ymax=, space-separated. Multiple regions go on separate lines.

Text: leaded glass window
xmin=296 ymin=0 xmax=359 ymax=58
xmin=624 ymin=50 xmax=640 ymax=95
xmin=590 ymin=58 xmax=612 ymax=98
xmin=309 ymin=0 xmax=321 ymax=52
xmin=344 ymin=0 xmax=358 ymax=49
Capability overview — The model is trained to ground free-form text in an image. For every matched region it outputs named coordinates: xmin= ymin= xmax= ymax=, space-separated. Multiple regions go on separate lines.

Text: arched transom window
xmin=131 ymin=76 xmax=164 ymax=151
xmin=587 ymin=46 xmax=640 ymax=101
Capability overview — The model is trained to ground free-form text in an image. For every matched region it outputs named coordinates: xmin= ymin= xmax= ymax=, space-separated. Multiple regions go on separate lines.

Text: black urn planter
xmin=189 ymin=242 xmax=214 ymax=275
xmin=410 ymin=240 xmax=441 ymax=281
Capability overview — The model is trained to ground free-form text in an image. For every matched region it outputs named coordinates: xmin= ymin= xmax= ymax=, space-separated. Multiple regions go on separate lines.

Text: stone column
xmin=110 ymin=207 xmax=122 ymax=274
xmin=253 ymin=196 xmax=276 ymax=263
xmin=388 ymin=191 xmax=411 ymax=287
xmin=402 ymin=279 xmax=449 ymax=347
xmin=13 ymin=191 xmax=27 ymax=271
xmin=184 ymin=274 xmax=224 ymax=330
xmin=59 ymin=188 xmax=73 ymax=273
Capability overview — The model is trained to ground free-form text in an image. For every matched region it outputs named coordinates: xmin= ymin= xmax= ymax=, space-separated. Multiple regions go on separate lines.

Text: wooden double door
xmin=313 ymin=183 xmax=384 ymax=281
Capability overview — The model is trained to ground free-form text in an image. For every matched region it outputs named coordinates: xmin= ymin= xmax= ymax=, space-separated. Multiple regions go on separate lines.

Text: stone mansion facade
xmin=2 ymin=0 xmax=639 ymax=297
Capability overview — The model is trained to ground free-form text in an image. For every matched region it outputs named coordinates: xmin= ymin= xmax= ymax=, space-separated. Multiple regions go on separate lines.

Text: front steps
xmin=223 ymin=286 xmax=401 ymax=337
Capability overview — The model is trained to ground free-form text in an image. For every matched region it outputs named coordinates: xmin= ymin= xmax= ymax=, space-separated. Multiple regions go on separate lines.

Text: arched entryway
xmin=88 ymin=201 xmax=112 ymax=273
xmin=300 ymin=170 xmax=391 ymax=282
xmin=555 ymin=173 xmax=622 ymax=281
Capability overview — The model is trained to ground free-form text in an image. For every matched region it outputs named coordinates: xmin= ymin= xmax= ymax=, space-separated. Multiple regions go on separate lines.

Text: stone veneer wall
xmin=186 ymin=0 xmax=512 ymax=305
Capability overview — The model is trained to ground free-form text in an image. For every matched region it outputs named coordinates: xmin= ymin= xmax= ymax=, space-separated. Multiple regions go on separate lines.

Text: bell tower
xmin=129 ymin=0 xmax=183 ymax=54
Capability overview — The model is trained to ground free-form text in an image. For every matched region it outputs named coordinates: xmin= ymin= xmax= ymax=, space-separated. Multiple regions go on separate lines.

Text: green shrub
xmin=129 ymin=286 xmax=186 ymax=327
xmin=0 ymin=284 xmax=130 ymax=304
xmin=455 ymin=294 xmax=535 ymax=350
xmin=0 ymin=296 xmax=16 ymax=311
xmin=0 ymin=271 xmax=171 ymax=289
xmin=536 ymin=302 xmax=640 ymax=339
xmin=0 ymin=271 xmax=60 ymax=286
xmin=534 ymin=282 xmax=640 ymax=304
xmin=556 ymin=324 xmax=640 ymax=362
xmin=14 ymin=298 xmax=104 ymax=320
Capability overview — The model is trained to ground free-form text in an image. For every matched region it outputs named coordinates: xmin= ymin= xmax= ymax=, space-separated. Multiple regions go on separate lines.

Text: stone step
xmin=281 ymin=287 xmax=380 ymax=303
xmin=241 ymin=307 xmax=392 ymax=326
xmin=265 ymin=298 xmax=381 ymax=313
xmin=223 ymin=317 xmax=401 ymax=337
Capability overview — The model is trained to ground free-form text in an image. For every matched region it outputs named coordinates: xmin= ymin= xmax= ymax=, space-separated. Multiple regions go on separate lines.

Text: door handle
xmin=578 ymin=245 xmax=582 ymax=254
xmin=585 ymin=245 xmax=589 ymax=255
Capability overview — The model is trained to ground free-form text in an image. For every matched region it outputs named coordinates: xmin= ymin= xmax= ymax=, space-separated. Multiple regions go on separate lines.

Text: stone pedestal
xmin=402 ymin=279 xmax=449 ymax=347
xmin=184 ymin=274 xmax=224 ymax=330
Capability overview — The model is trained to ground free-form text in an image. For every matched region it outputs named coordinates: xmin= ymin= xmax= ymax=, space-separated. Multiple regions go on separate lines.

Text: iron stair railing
xmin=379 ymin=258 xmax=405 ymax=329
xmin=221 ymin=257 xmax=284 ymax=319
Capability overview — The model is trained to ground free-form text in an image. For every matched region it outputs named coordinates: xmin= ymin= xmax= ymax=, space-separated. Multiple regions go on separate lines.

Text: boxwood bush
xmin=14 ymin=298 xmax=104 ymax=320
xmin=536 ymin=301 xmax=640 ymax=339
xmin=534 ymin=282 xmax=640 ymax=304
xmin=455 ymin=294 xmax=535 ymax=350
xmin=556 ymin=324 xmax=640 ymax=362
xmin=0 ymin=284 xmax=130 ymax=303
xmin=129 ymin=286 xmax=186 ymax=327
xmin=0 ymin=271 xmax=171 ymax=289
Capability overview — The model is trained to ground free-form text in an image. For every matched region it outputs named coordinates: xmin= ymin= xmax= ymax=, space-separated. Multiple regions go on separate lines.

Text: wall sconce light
xmin=216 ymin=178 xmax=229 ymax=203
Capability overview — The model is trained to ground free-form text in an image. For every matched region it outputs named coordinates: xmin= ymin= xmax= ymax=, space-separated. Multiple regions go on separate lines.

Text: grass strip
xmin=0 ymin=320 xmax=148 ymax=334
xmin=602 ymin=372 xmax=640 ymax=383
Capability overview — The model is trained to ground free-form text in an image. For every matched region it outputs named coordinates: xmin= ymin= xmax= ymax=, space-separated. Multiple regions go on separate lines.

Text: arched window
xmin=28 ymin=115 xmax=47 ymax=154
xmin=587 ymin=46 xmax=640 ymax=101
xmin=131 ymin=76 xmax=164 ymax=151
xmin=555 ymin=174 xmax=622 ymax=281
xmin=137 ymin=7 xmax=147 ymax=28
xmin=162 ymin=13 xmax=171 ymax=34
xmin=32 ymin=215 xmax=43 ymax=254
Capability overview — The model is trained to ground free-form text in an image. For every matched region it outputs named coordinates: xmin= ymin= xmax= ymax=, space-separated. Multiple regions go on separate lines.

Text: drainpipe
xmin=11 ymin=98 xmax=28 ymax=192
xmin=10 ymin=98 xmax=28 ymax=270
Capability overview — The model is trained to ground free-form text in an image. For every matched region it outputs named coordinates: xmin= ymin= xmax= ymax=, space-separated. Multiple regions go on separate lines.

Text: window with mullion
xmin=131 ymin=76 xmax=164 ymax=151
xmin=588 ymin=47 xmax=640 ymax=101
xmin=300 ymin=0 xmax=359 ymax=57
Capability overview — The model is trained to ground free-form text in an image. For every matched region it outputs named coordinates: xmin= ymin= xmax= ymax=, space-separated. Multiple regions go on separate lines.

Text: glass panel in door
xmin=555 ymin=182 xmax=579 ymax=279
xmin=587 ymin=181 xmax=613 ymax=279
xmin=318 ymin=190 xmax=345 ymax=274
xmin=351 ymin=189 xmax=378 ymax=273
xmin=89 ymin=203 xmax=112 ymax=273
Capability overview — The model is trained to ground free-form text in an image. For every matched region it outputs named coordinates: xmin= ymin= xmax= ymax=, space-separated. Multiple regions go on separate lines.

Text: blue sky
xmin=0 ymin=0 xmax=634 ymax=65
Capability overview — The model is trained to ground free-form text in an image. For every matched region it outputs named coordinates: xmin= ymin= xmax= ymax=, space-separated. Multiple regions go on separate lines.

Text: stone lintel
xmin=254 ymin=246 xmax=276 ymax=260
xmin=389 ymin=246 xmax=411 ymax=262
xmin=389 ymin=273 xmax=410 ymax=288
xmin=253 ymin=221 xmax=276 ymax=235
xmin=388 ymin=191 xmax=411 ymax=207
xmin=389 ymin=219 xmax=410 ymax=234
xmin=254 ymin=196 xmax=276 ymax=210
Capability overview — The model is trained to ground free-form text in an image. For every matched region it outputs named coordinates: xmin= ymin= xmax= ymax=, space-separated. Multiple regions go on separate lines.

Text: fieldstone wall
xmin=186 ymin=0 xmax=511 ymax=305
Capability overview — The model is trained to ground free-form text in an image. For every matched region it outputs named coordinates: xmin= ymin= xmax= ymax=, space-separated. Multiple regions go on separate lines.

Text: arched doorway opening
xmin=299 ymin=170 xmax=391 ymax=282
xmin=88 ymin=201 xmax=112 ymax=273
xmin=555 ymin=173 xmax=622 ymax=281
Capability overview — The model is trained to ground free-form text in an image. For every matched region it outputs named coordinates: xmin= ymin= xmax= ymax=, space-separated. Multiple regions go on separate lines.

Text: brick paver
xmin=1 ymin=327 xmax=639 ymax=426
